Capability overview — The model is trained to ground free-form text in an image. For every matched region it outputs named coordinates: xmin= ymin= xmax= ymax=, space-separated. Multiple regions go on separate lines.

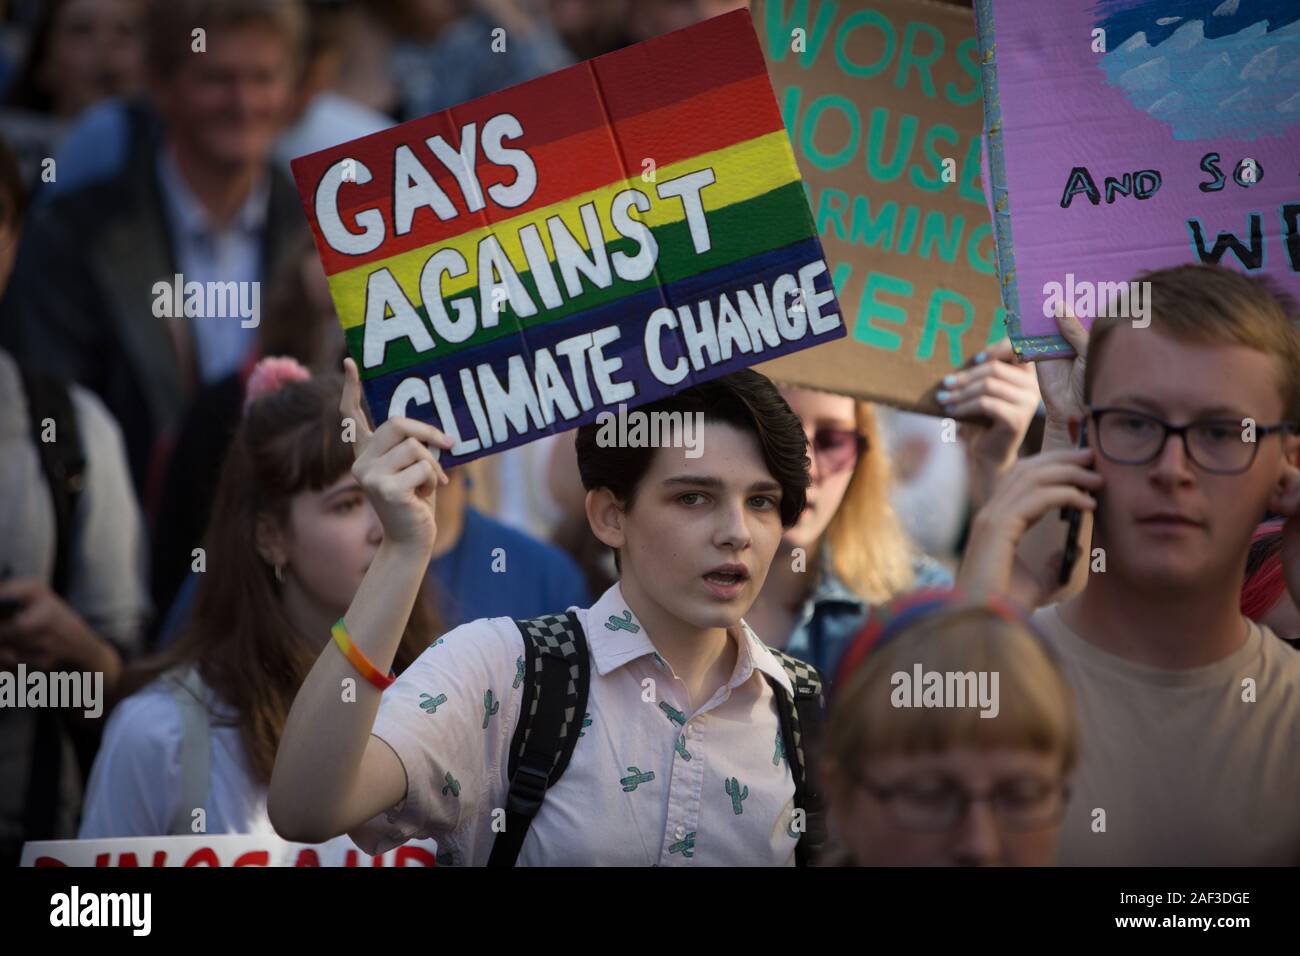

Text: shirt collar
xmin=156 ymin=144 xmax=271 ymax=240
xmin=587 ymin=583 xmax=793 ymax=695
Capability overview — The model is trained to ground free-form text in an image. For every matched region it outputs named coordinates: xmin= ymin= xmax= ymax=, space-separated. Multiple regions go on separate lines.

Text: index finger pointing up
xmin=340 ymin=357 xmax=374 ymax=456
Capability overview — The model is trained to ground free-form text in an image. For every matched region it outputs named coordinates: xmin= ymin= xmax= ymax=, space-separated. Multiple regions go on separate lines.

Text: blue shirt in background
xmin=429 ymin=506 xmax=590 ymax=628
xmin=157 ymin=506 xmax=590 ymax=647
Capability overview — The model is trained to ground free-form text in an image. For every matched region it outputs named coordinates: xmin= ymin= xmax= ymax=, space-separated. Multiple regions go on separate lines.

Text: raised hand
xmin=340 ymin=357 xmax=453 ymax=553
xmin=1035 ymin=305 xmax=1090 ymax=440
xmin=941 ymin=338 xmax=1042 ymax=507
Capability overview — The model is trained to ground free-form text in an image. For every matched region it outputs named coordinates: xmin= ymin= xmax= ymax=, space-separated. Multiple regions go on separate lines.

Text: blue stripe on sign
xmin=361 ymin=236 xmax=842 ymax=466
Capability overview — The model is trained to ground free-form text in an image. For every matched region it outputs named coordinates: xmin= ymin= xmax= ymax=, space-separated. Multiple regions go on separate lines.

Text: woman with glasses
xmin=819 ymin=592 xmax=1078 ymax=866
xmin=745 ymin=353 xmax=1040 ymax=685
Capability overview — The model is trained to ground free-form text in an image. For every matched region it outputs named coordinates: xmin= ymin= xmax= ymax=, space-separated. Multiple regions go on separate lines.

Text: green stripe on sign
xmin=348 ymin=181 xmax=816 ymax=381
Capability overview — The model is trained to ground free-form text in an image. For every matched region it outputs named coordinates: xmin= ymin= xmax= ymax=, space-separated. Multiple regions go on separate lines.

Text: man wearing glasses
xmin=958 ymin=263 xmax=1300 ymax=865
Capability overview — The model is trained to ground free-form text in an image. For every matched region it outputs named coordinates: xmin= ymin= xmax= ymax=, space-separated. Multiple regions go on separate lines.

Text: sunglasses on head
xmin=810 ymin=427 xmax=867 ymax=474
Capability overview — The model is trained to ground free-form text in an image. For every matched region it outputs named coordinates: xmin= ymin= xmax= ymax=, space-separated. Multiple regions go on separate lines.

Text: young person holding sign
xmin=958 ymin=264 xmax=1300 ymax=865
xmin=269 ymin=359 xmax=826 ymax=866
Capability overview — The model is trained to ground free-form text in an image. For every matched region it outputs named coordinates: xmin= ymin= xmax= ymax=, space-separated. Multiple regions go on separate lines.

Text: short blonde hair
xmin=1085 ymin=264 xmax=1300 ymax=420
xmin=825 ymin=605 xmax=1078 ymax=773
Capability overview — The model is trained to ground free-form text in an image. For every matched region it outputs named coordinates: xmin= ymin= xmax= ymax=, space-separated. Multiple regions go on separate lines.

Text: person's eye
xmin=678 ymin=492 xmax=705 ymax=507
xmin=1115 ymin=413 xmax=1155 ymax=433
xmin=749 ymin=495 xmax=777 ymax=510
xmin=1197 ymin=422 xmax=1238 ymax=444
xmin=897 ymin=777 xmax=957 ymax=802
xmin=333 ymin=496 xmax=362 ymax=513
xmin=901 ymin=785 xmax=958 ymax=809
xmin=995 ymin=778 xmax=1053 ymax=807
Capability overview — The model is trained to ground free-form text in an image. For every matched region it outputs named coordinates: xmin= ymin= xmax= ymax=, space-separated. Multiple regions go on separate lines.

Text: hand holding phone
xmin=1058 ymin=419 xmax=1091 ymax=586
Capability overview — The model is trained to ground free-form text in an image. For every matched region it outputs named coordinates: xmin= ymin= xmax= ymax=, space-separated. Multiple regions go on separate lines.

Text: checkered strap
xmin=764 ymin=648 xmax=827 ymax=867
xmin=487 ymin=612 xmax=590 ymax=868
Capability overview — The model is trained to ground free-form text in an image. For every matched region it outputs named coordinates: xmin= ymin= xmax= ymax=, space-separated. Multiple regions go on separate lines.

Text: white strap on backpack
xmin=166 ymin=666 xmax=211 ymax=836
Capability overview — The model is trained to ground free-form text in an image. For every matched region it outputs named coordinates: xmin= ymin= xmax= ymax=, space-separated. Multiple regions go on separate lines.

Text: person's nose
xmin=713 ymin=496 xmax=752 ymax=552
xmin=1148 ymin=428 xmax=1196 ymax=488
xmin=949 ymin=798 xmax=1003 ymax=866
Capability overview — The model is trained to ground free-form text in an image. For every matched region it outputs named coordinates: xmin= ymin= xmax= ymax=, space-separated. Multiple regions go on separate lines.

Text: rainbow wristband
xmin=331 ymin=618 xmax=396 ymax=691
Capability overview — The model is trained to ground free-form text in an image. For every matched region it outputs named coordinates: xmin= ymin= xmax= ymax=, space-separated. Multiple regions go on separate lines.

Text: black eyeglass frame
xmin=1087 ymin=405 xmax=1297 ymax=475
xmin=851 ymin=771 xmax=1070 ymax=833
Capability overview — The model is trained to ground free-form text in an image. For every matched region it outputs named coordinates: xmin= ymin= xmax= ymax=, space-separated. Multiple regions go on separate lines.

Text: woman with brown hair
xmin=78 ymin=361 xmax=441 ymax=838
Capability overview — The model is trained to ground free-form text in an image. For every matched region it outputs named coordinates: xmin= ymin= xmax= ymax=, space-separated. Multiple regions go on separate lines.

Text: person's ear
xmin=1283 ymin=430 xmax=1300 ymax=469
xmin=585 ymin=487 xmax=627 ymax=552
xmin=254 ymin=513 xmax=288 ymax=568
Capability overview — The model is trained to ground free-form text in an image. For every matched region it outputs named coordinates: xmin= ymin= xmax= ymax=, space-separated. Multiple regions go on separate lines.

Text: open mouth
xmin=702 ymin=565 xmax=749 ymax=597
xmin=704 ymin=570 xmax=746 ymax=585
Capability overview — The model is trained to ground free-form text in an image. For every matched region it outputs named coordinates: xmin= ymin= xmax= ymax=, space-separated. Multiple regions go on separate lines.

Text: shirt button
xmin=674 ymin=825 xmax=686 ymax=840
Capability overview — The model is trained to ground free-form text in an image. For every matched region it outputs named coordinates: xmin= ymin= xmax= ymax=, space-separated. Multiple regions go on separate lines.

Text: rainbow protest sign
xmin=291 ymin=10 xmax=844 ymax=465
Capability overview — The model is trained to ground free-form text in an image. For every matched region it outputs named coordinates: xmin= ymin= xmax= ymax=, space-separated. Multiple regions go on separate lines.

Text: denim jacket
xmin=782 ymin=549 xmax=953 ymax=687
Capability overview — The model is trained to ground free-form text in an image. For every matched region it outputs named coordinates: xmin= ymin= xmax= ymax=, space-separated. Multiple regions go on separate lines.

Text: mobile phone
xmin=1058 ymin=419 xmax=1090 ymax=586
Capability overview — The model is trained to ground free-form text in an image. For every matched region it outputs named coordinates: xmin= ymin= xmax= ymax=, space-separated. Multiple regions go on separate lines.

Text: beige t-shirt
xmin=1032 ymin=605 xmax=1300 ymax=866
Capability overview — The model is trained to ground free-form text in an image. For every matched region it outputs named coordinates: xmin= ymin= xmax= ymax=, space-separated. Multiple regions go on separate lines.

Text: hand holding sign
xmin=341 ymin=357 xmax=452 ymax=554
xmin=1035 ymin=306 xmax=1091 ymax=448
xmin=945 ymin=339 xmax=1042 ymax=507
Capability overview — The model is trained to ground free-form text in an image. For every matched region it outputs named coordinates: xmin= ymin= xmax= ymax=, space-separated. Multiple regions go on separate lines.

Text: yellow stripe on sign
xmin=328 ymin=130 xmax=799 ymax=329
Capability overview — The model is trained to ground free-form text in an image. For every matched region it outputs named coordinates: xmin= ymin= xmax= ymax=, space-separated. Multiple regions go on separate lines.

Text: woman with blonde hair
xmin=742 ymin=386 xmax=949 ymax=678
xmin=745 ymin=343 xmax=1041 ymax=683
xmin=821 ymin=589 xmax=1078 ymax=866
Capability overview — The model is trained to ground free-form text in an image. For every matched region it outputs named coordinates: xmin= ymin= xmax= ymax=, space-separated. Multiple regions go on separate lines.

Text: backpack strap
xmin=18 ymin=368 xmax=85 ymax=600
xmin=762 ymin=648 xmax=828 ymax=867
xmin=166 ymin=666 xmax=212 ymax=836
xmin=17 ymin=368 xmax=85 ymax=844
xmin=486 ymin=611 xmax=590 ymax=867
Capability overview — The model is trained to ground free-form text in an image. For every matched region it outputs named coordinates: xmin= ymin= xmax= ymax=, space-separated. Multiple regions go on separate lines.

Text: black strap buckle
xmin=506 ymin=763 xmax=549 ymax=818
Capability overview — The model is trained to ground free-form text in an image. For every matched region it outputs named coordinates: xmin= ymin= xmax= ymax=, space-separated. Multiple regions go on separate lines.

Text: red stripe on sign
xmin=291 ymin=11 xmax=765 ymax=188
xmin=591 ymin=9 xmax=769 ymax=121
xmin=303 ymin=72 xmax=784 ymax=276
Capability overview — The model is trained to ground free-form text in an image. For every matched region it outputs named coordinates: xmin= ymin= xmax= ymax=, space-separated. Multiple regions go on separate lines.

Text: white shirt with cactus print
xmin=355 ymin=583 xmax=801 ymax=865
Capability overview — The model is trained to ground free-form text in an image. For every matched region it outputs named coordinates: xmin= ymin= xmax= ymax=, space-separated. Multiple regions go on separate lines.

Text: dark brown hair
xmin=0 ymin=136 xmax=26 ymax=228
xmin=120 ymin=372 xmax=441 ymax=784
xmin=256 ymin=229 xmax=345 ymax=370
xmin=574 ymin=369 xmax=810 ymax=528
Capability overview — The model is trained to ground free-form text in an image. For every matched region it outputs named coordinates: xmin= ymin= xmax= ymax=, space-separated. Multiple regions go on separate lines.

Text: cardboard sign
xmin=291 ymin=10 xmax=844 ymax=465
xmin=21 ymin=834 xmax=441 ymax=867
xmin=976 ymin=0 xmax=1300 ymax=358
xmin=750 ymin=0 xmax=1005 ymax=412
